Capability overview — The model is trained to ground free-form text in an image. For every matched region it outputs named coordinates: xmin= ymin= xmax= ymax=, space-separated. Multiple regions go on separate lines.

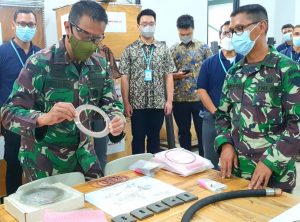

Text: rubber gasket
xmin=74 ymin=104 xmax=110 ymax=138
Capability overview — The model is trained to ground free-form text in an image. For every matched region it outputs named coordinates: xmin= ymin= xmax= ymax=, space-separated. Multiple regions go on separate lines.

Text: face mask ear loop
xmin=249 ymin=22 xmax=262 ymax=42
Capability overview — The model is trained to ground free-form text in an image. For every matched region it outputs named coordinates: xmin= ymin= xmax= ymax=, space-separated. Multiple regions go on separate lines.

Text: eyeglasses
xmin=139 ymin=22 xmax=156 ymax=27
xmin=15 ymin=22 xmax=36 ymax=29
xmin=226 ymin=20 xmax=265 ymax=37
xmin=70 ymin=21 xmax=105 ymax=44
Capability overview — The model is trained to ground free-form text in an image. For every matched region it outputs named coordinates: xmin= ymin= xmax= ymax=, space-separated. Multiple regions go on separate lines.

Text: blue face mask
xmin=293 ymin=36 xmax=300 ymax=47
xmin=231 ymin=23 xmax=261 ymax=56
xmin=282 ymin=32 xmax=292 ymax=42
xmin=16 ymin=26 xmax=36 ymax=42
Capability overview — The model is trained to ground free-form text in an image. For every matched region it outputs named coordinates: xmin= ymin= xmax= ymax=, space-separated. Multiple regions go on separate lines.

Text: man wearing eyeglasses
xmin=215 ymin=4 xmax=300 ymax=192
xmin=0 ymin=9 xmax=40 ymax=195
xmin=1 ymin=1 xmax=125 ymax=182
xmin=120 ymin=9 xmax=175 ymax=154
xmin=197 ymin=21 xmax=243 ymax=169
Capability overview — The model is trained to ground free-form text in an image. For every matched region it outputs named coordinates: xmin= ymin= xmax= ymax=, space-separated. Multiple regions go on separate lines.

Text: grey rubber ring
xmin=74 ymin=104 xmax=110 ymax=138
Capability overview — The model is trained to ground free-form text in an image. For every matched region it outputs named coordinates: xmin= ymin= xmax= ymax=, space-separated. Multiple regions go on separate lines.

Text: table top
xmin=1 ymin=169 xmax=300 ymax=222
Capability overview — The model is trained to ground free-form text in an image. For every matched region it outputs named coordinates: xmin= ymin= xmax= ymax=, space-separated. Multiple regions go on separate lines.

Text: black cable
xmin=181 ymin=188 xmax=281 ymax=222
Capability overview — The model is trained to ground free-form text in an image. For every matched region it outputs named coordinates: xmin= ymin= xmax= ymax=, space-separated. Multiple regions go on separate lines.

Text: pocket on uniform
xmin=251 ymin=90 xmax=282 ymax=125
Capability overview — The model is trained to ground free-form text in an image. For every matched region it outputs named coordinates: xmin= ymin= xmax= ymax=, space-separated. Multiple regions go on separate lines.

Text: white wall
xmin=141 ymin=0 xmax=208 ymax=47
xmin=45 ymin=0 xmax=132 ymax=47
xmin=44 ymin=0 xmax=208 ymax=48
xmin=240 ymin=0 xmax=297 ymax=47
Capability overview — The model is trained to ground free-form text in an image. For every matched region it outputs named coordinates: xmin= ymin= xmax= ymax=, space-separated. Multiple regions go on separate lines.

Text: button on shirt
xmin=0 ymin=39 xmax=40 ymax=106
xmin=119 ymin=39 xmax=176 ymax=109
xmin=171 ymin=40 xmax=212 ymax=102
xmin=280 ymin=46 xmax=300 ymax=64
xmin=197 ymin=50 xmax=243 ymax=110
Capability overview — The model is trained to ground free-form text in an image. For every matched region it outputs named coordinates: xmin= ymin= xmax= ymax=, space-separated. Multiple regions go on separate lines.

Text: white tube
xmin=74 ymin=104 xmax=110 ymax=138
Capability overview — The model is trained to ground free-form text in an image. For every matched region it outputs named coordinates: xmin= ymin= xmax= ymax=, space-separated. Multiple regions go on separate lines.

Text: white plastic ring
xmin=74 ymin=104 xmax=110 ymax=138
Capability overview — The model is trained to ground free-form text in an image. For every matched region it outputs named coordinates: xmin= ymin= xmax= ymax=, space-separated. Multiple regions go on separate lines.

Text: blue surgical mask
xmin=293 ymin=36 xmax=300 ymax=47
xmin=282 ymin=32 xmax=292 ymax=42
xmin=16 ymin=26 xmax=36 ymax=42
xmin=231 ymin=23 xmax=260 ymax=56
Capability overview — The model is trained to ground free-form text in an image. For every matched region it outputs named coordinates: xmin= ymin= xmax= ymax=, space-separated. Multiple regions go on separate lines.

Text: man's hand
xmin=37 ymin=102 xmax=76 ymax=127
xmin=164 ymin=100 xmax=173 ymax=115
xmin=220 ymin=143 xmax=238 ymax=178
xmin=109 ymin=116 xmax=125 ymax=136
xmin=124 ymin=102 xmax=133 ymax=117
xmin=249 ymin=161 xmax=272 ymax=189
xmin=173 ymin=71 xmax=191 ymax=80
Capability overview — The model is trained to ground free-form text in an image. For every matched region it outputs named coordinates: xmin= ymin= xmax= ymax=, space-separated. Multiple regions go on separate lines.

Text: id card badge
xmin=144 ymin=69 xmax=153 ymax=81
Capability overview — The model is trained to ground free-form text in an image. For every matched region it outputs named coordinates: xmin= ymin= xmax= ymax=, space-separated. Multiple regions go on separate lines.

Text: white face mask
xmin=180 ymin=35 xmax=193 ymax=44
xmin=220 ymin=36 xmax=234 ymax=51
xmin=140 ymin=25 xmax=156 ymax=38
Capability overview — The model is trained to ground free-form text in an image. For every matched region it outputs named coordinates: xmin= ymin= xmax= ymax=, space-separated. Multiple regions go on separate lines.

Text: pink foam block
xmin=43 ymin=209 xmax=108 ymax=222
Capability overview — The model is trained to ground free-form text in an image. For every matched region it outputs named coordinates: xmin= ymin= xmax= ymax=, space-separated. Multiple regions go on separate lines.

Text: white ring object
xmin=74 ymin=104 xmax=110 ymax=138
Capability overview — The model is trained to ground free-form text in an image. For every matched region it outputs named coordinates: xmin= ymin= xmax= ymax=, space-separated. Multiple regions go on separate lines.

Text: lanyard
xmin=290 ymin=52 xmax=300 ymax=63
xmin=10 ymin=40 xmax=35 ymax=67
xmin=219 ymin=50 xmax=235 ymax=74
xmin=142 ymin=46 xmax=154 ymax=69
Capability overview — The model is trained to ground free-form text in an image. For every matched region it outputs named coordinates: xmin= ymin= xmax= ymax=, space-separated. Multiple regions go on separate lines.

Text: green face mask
xmin=68 ymin=35 xmax=97 ymax=61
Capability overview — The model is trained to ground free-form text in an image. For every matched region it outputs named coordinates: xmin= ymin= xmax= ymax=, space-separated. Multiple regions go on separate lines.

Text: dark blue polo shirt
xmin=197 ymin=50 xmax=243 ymax=110
xmin=276 ymin=42 xmax=290 ymax=52
xmin=0 ymin=39 xmax=40 ymax=105
xmin=280 ymin=46 xmax=300 ymax=64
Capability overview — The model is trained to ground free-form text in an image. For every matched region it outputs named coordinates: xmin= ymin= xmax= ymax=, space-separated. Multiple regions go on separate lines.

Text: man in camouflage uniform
xmin=215 ymin=4 xmax=300 ymax=192
xmin=1 ymin=1 xmax=125 ymax=181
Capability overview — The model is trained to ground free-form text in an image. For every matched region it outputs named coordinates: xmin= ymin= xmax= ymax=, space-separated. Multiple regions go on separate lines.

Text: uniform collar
xmin=11 ymin=37 xmax=34 ymax=52
xmin=238 ymin=46 xmax=279 ymax=75
xmin=240 ymin=46 xmax=278 ymax=68
xmin=53 ymin=35 xmax=95 ymax=66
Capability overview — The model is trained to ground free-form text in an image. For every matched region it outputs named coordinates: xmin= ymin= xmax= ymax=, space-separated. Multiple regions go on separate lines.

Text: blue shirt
xmin=0 ymin=39 xmax=40 ymax=105
xmin=276 ymin=42 xmax=290 ymax=52
xmin=280 ymin=46 xmax=300 ymax=64
xmin=197 ymin=50 xmax=243 ymax=110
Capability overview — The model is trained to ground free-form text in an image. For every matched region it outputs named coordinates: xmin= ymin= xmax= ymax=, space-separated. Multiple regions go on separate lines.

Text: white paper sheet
xmin=61 ymin=14 xmax=69 ymax=35
xmin=106 ymin=12 xmax=126 ymax=33
xmin=269 ymin=203 xmax=300 ymax=222
xmin=85 ymin=176 xmax=184 ymax=217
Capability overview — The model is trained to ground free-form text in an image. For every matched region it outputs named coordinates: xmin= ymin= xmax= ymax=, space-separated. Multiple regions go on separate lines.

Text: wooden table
xmin=1 ymin=169 xmax=300 ymax=222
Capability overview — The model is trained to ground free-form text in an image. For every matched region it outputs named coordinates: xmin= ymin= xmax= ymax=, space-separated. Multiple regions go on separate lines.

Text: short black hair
xmin=230 ymin=4 xmax=268 ymax=33
xmin=69 ymin=0 xmax=108 ymax=25
xmin=219 ymin=21 xmax=230 ymax=38
xmin=177 ymin=14 xmax=194 ymax=29
xmin=137 ymin=9 xmax=156 ymax=24
xmin=13 ymin=9 xmax=37 ymax=22
xmin=281 ymin=24 xmax=294 ymax=30
xmin=294 ymin=25 xmax=300 ymax=29
xmin=231 ymin=4 xmax=268 ymax=22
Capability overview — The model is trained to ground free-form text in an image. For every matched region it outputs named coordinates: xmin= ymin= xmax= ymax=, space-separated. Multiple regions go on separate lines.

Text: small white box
xmin=4 ymin=182 xmax=85 ymax=222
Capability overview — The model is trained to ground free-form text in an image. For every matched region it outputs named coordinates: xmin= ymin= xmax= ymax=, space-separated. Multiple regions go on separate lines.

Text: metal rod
xmin=165 ymin=114 xmax=176 ymax=149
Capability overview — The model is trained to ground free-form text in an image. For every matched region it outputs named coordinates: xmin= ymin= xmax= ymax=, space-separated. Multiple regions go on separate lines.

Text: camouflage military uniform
xmin=1 ymin=38 xmax=125 ymax=181
xmin=215 ymin=46 xmax=300 ymax=190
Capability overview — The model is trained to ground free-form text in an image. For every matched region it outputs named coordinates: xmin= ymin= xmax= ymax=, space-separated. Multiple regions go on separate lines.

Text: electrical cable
xmin=181 ymin=188 xmax=282 ymax=222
